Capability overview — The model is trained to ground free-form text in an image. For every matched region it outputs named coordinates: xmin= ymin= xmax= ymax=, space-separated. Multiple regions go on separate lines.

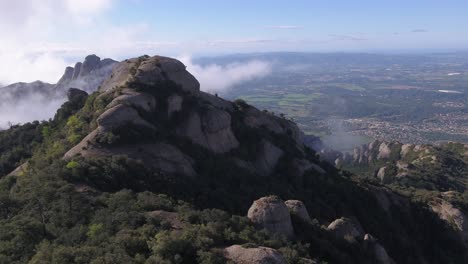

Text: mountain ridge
xmin=0 ymin=54 xmax=466 ymax=263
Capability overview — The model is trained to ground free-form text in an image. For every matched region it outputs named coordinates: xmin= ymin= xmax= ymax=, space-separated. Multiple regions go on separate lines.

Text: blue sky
xmin=104 ymin=0 xmax=468 ymax=53
xmin=0 ymin=0 xmax=467 ymax=84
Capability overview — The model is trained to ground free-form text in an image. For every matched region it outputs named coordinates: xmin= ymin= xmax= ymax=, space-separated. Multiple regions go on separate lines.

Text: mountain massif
xmin=0 ymin=55 xmax=467 ymax=263
xmin=0 ymin=55 xmax=116 ymax=103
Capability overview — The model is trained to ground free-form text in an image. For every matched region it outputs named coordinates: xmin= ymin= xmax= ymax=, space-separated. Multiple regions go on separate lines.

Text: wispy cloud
xmin=264 ymin=25 xmax=304 ymax=30
xmin=179 ymin=56 xmax=272 ymax=94
xmin=412 ymin=29 xmax=428 ymax=33
xmin=329 ymin=34 xmax=367 ymax=41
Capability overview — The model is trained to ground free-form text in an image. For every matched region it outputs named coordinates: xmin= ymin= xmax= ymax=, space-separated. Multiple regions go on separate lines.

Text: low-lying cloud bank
xmin=179 ymin=56 xmax=272 ymax=94
xmin=0 ymin=56 xmax=273 ymax=129
xmin=0 ymin=92 xmax=65 ymax=129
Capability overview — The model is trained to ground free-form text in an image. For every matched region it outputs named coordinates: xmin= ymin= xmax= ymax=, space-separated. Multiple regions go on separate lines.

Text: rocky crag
xmin=0 ymin=55 xmax=116 ymax=102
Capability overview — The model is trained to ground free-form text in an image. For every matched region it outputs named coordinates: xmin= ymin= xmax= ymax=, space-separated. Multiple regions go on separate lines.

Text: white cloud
xmin=0 ymin=93 xmax=65 ymax=129
xmin=65 ymin=0 xmax=112 ymax=14
xmin=0 ymin=0 xmax=118 ymax=85
xmin=179 ymin=56 xmax=272 ymax=93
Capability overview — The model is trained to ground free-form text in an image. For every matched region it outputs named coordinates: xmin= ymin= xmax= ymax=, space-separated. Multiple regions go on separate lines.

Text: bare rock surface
xmin=108 ymin=91 xmax=156 ymax=112
xmin=285 ymin=200 xmax=311 ymax=222
xmin=167 ymin=94 xmax=183 ymax=117
xmin=327 ymin=217 xmax=364 ymax=240
xmin=100 ymin=55 xmax=199 ymax=94
xmin=247 ymin=196 xmax=294 ymax=238
xmin=97 ymin=104 xmax=156 ymax=131
xmin=177 ymin=109 xmax=239 ymax=154
xmin=224 ymin=245 xmax=286 ymax=264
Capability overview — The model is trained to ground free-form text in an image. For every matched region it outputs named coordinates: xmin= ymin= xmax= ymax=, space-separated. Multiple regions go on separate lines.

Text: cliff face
xmin=55 ymin=55 xmax=117 ymax=94
xmin=331 ymin=140 xmax=468 ymax=247
xmin=64 ymin=55 xmax=310 ymax=180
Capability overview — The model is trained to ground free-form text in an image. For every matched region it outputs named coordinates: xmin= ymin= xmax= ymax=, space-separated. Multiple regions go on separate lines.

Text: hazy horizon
xmin=1 ymin=0 xmax=468 ymax=84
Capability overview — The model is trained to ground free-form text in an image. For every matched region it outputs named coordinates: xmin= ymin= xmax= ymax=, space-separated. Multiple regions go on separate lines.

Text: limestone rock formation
xmin=327 ymin=217 xmax=364 ymax=240
xmin=247 ymin=196 xmax=294 ymax=238
xmin=285 ymin=200 xmax=311 ymax=222
xmin=224 ymin=245 xmax=286 ymax=264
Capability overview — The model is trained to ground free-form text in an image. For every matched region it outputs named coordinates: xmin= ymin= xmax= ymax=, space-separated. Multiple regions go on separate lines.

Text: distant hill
xmin=320 ymin=140 xmax=468 ymax=247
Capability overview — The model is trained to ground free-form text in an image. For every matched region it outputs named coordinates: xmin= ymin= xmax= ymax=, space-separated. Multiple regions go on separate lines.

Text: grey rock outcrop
xmin=58 ymin=67 xmax=74 ymax=84
xmin=167 ymin=94 xmax=183 ymax=117
xmin=97 ymin=104 xmax=156 ymax=131
xmin=285 ymin=200 xmax=311 ymax=222
xmin=107 ymin=90 xmax=156 ymax=112
xmin=67 ymin=88 xmax=88 ymax=101
xmin=327 ymin=217 xmax=364 ymax=240
xmin=56 ymin=55 xmax=117 ymax=93
xmin=247 ymin=196 xmax=294 ymax=238
xmin=99 ymin=55 xmax=199 ymax=94
xmin=79 ymin=55 xmax=101 ymax=78
xmin=224 ymin=245 xmax=286 ymax=264
xmin=72 ymin=62 xmax=82 ymax=80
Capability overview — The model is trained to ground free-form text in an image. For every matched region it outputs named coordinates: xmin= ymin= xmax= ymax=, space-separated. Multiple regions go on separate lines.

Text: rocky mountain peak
xmin=56 ymin=55 xmax=117 ymax=93
xmin=99 ymin=55 xmax=200 ymax=94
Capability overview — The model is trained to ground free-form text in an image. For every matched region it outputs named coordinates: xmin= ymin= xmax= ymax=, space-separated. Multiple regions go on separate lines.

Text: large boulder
xmin=67 ymin=88 xmax=88 ymax=102
xmin=327 ymin=217 xmax=364 ymax=240
xmin=79 ymin=54 xmax=101 ymax=78
xmin=247 ymin=196 xmax=294 ymax=238
xmin=177 ymin=107 xmax=239 ymax=153
xmin=99 ymin=55 xmax=200 ymax=94
xmin=285 ymin=200 xmax=311 ymax=222
xmin=224 ymin=245 xmax=286 ymax=264
xmin=97 ymin=104 xmax=156 ymax=131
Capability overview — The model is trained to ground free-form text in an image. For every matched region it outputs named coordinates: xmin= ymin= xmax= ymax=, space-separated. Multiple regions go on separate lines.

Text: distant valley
xmin=197 ymin=52 xmax=468 ymax=150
